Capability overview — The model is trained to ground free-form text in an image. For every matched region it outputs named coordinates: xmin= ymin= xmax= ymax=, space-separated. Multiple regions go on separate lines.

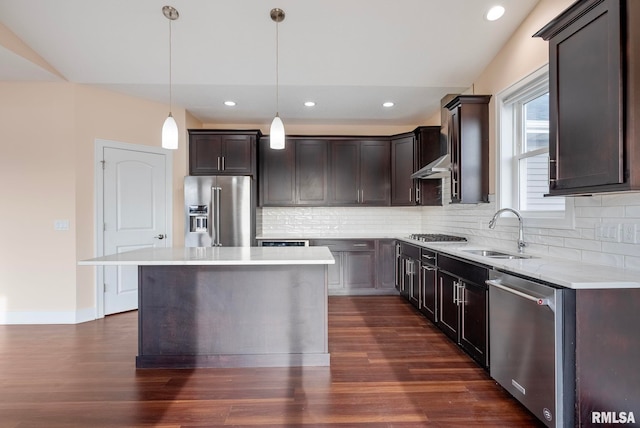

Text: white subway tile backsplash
xmin=259 ymin=192 xmax=640 ymax=271
xmin=581 ymin=250 xmax=624 ymax=269
xmin=601 ymin=192 xmax=640 ymax=207
xmin=624 ymin=205 xmax=640 ymax=218
xmin=573 ymin=195 xmax=602 ymax=207
xmin=576 ymin=206 xmax=625 ymax=218
xmin=563 ymin=237 xmax=601 ymax=251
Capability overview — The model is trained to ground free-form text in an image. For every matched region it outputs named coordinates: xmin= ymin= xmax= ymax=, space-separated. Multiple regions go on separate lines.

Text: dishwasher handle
xmin=486 ymin=279 xmax=554 ymax=312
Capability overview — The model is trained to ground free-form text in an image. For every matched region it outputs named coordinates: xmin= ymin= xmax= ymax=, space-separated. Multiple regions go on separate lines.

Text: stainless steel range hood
xmin=411 ymin=153 xmax=451 ymax=179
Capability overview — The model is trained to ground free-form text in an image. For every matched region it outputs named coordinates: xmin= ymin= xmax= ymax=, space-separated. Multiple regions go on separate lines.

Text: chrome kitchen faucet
xmin=489 ymin=208 xmax=527 ymax=253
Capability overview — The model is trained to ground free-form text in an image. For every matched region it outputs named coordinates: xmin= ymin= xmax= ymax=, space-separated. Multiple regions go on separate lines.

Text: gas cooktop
xmin=408 ymin=233 xmax=467 ymax=243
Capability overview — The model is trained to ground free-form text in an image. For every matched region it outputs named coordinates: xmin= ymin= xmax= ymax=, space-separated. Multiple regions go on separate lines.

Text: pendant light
xmin=162 ymin=6 xmax=179 ymax=150
xmin=269 ymin=8 xmax=285 ymax=150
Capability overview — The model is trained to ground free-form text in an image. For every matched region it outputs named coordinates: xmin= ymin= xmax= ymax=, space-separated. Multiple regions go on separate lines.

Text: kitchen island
xmin=80 ymin=246 xmax=335 ymax=369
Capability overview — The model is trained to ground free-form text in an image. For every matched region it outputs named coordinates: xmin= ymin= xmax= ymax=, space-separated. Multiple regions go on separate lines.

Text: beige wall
xmin=0 ymin=83 xmax=76 ymax=318
xmin=0 ymin=81 xmax=190 ymax=323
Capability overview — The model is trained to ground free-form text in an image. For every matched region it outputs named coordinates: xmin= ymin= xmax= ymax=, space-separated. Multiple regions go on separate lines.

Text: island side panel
xmin=137 ymin=264 xmax=329 ymax=368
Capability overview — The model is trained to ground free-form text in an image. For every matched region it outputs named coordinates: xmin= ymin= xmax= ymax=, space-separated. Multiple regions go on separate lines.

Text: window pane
xmin=523 ymin=93 xmax=549 ymax=152
xmin=519 ymin=153 xmax=564 ymax=211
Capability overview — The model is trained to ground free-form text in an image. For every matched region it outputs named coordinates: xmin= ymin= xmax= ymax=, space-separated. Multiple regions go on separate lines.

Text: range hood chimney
xmin=411 ymin=94 xmax=457 ymax=179
xmin=411 ymin=153 xmax=451 ymax=179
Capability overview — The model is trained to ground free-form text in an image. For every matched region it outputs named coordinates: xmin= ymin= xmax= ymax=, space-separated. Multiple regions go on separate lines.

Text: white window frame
xmin=496 ymin=65 xmax=575 ymax=229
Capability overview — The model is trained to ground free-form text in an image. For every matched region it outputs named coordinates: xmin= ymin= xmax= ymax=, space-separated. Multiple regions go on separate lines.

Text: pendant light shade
xmin=270 ymin=114 xmax=285 ymax=150
xmin=270 ymin=8 xmax=285 ymax=150
xmin=162 ymin=113 xmax=179 ymax=150
xmin=162 ymin=6 xmax=179 ymax=150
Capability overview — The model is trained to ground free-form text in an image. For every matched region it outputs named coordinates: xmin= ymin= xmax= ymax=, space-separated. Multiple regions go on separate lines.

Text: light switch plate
xmin=54 ymin=220 xmax=70 ymax=231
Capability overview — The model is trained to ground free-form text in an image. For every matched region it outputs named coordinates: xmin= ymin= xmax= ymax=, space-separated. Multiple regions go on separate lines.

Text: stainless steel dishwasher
xmin=487 ymin=270 xmax=575 ymax=428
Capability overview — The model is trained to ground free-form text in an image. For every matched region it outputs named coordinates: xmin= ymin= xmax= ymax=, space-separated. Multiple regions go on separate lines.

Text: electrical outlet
xmin=622 ymin=224 xmax=636 ymax=244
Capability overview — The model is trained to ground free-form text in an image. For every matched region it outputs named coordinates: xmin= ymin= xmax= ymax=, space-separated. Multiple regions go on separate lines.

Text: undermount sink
xmin=462 ymin=249 xmax=531 ymax=259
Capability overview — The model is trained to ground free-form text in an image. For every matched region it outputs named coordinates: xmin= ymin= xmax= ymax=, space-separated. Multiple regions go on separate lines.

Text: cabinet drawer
xmin=311 ymin=239 xmax=375 ymax=251
xmin=438 ymin=254 xmax=488 ymax=286
xmin=420 ymin=248 xmax=437 ymax=265
xmin=400 ymin=242 xmax=420 ymax=259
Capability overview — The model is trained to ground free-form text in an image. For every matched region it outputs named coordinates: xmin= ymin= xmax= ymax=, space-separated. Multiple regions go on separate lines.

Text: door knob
xmin=154 ymin=234 xmax=166 ymax=240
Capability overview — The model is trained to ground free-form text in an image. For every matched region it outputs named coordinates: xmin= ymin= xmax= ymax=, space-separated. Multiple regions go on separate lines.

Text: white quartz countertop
xmin=79 ymin=246 xmax=335 ymax=266
xmin=398 ymin=237 xmax=640 ymax=290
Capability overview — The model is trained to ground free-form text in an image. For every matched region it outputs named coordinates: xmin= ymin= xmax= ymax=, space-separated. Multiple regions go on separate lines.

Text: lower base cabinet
xmin=437 ymin=254 xmax=488 ymax=368
xmin=312 ymin=239 xmax=397 ymax=295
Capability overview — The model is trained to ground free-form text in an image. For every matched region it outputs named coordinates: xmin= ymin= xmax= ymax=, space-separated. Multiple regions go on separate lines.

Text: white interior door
xmin=102 ymin=146 xmax=168 ymax=315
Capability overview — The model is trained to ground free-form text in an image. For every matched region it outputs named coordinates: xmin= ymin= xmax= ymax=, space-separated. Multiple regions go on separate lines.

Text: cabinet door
xmin=415 ymin=127 xmax=443 ymax=206
xmin=360 ymin=140 xmax=390 ymax=205
xmin=376 ymin=240 xmax=396 ymax=290
xmin=408 ymin=259 xmax=420 ymax=307
xmin=344 ymin=251 xmax=376 ymax=289
xmin=448 ymin=107 xmax=461 ymax=203
xmin=221 ymin=135 xmax=254 ymax=175
xmin=391 ymin=135 xmax=416 ymax=205
xmin=330 ymin=140 xmax=360 ymax=205
xmin=259 ymin=138 xmax=296 ymax=206
xmin=548 ymin=0 xmax=623 ymax=192
xmin=395 ymin=243 xmax=402 ymax=293
xmin=296 ymin=140 xmax=329 ymax=205
xmin=189 ymin=134 xmax=223 ymax=175
xmin=459 ymin=281 xmax=487 ymax=367
xmin=437 ymin=271 xmax=459 ymax=341
xmin=446 ymin=96 xmax=490 ymax=204
xmin=420 ymin=263 xmax=437 ymax=322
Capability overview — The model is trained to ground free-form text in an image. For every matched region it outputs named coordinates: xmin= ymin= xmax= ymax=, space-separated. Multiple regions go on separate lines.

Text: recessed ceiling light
xmin=486 ymin=5 xmax=505 ymax=21
xmin=224 ymin=101 xmax=236 ymax=107
xmin=304 ymin=101 xmax=316 ymax=107
xmin=383 ymin=102 xmax=395 ymax=108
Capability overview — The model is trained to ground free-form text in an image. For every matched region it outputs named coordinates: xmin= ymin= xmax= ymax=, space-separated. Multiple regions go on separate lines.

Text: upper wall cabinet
xmin=189 ymin=130 xmax=260 ymax=176
xmin=445 ymin=96 xmax=490 ymax=204
xmin=329 ymin=138 xmax=390 ymax=206
xmin=259 ymin=137 xmax=329 ymax=206
xmin=391 ymin=126 xmax=443 ymax=206
xmin=534 ymin=0 xmax=640 ymax=195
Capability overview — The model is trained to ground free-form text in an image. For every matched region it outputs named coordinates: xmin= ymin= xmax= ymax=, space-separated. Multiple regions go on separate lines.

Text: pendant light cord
xmin=275 ymin=19 xmax=279 ymax=116
xmin=168 ymin=18 xmax=173 ymax=114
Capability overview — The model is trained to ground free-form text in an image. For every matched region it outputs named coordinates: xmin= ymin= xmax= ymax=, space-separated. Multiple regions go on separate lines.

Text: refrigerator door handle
xmin=211 ymin=186 xmax=222 ymax=246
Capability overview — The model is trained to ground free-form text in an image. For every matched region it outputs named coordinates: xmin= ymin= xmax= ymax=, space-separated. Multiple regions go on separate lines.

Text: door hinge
xmin=103 ymin=283 xmax=107 ymax=293
xmin=100 ymin=160 xmax=106 ymax=170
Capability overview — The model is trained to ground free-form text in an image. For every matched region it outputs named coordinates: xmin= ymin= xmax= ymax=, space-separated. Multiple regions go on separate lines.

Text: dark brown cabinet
xmin=188 ymin=130 xmax=259 ymax=176
xmin=311 ymin=239 xmax=395 ymax=295
xmin=419 ymin=248 xmax=437 ymax=323
xmin=376 ymin=239 xmax=397 ymax=290
xmin=436 ymin=253 xmax=489 ymax=367
xmin=391 ymin=134 xmax=416 ymax=206
xmin=534 ymin=0 xmax=640 ymax=195
xmin=329 ymin=139 xmax=390 ymax=205
xmin=445 ymin=96 xmax=490 ymax=204
xmin=397 ymin=242 xmax=420 ymax=302
xmin=391 ymin=127 xmax=443 ymax=206
xmin=296 ymin=139 xmax=329 ymax=205
xmin=258 ymin=137 xmax=328 ymax=206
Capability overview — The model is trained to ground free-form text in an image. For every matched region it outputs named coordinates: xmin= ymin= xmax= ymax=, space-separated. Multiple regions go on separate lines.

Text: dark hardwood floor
xmin=0 ymin=296 xmax=543 ymax=427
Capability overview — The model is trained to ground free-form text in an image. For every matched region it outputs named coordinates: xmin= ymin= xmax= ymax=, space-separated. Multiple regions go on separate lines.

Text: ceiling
xmin=0 ymin=0 xmax=540 ymax=127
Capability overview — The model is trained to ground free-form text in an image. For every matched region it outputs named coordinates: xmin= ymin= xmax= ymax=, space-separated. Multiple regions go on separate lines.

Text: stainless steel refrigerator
xmin=184 ymin=175 xmax=255 ymax=247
